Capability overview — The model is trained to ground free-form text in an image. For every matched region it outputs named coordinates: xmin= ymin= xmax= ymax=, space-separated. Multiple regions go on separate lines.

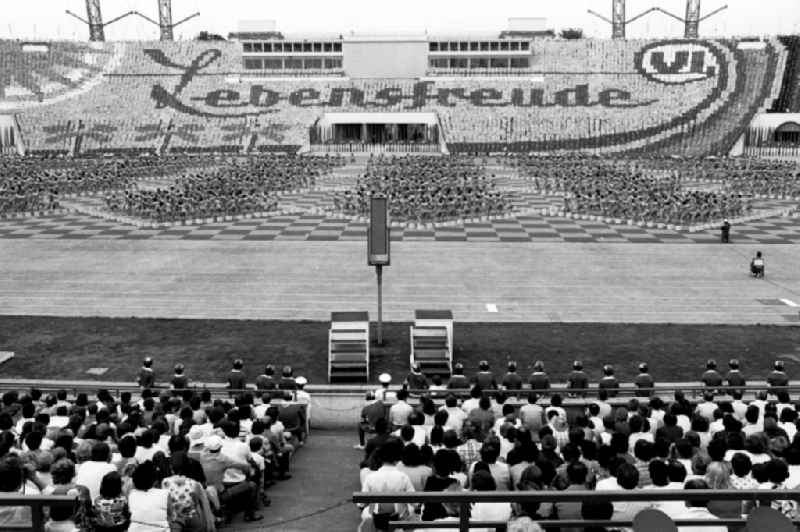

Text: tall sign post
xmin=368 ymin=194 xmax=390 ymax=346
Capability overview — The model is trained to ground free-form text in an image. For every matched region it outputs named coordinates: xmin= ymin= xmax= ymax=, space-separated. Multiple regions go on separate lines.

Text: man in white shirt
xmin=440 ymin=395 xmax=467 ymax=434
xmin=730 ymin=391 xmax=748 ymax=421
xmin=220 ymin=421 xmax=252 ymax=485
xmin=671 ymin=479 xmax=727 ymax=532
xmin=695 ymin=392 xmax=717 ymax=421
xmin=375 ymin=373 xmax=397 ymax=402
xmin=74 ymin=442 xmax=117 ymax=500
xmin=388 ymin=389 xmax=414 ymax=430
xmin=360 ymin=438 xmax=415 ymax=528
xmin=460 ymin=387 xmax=482 ymax=415
xmin=519 ymin=393 xmax=544 ymax=435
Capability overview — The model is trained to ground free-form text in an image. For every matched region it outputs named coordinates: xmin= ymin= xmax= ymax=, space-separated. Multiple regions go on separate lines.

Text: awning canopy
xmin=319 ymin=112 xmax=438 ymax=126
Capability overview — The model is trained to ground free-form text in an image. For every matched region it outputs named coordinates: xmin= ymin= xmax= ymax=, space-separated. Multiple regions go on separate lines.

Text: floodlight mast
xmin=66 ymin=1 xmax=200 ymax=42
xmin=588 ymin=0 xmax=727 ymax=39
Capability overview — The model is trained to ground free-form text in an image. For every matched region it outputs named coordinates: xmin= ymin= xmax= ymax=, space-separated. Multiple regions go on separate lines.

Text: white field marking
xmin=0 ymin=352 xmax=14 ymax=365
xmin=780 ymin=299 xmax=799 ymax=307
xmin=486 ymin=303 xmax=498 ymax=313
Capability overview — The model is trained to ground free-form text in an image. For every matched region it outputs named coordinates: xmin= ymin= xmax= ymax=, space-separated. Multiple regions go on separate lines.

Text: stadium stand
xmin=772 ymin=36 xmax=800 ymax=113
xmin=1 ymin=37 xmax=791 ymax=155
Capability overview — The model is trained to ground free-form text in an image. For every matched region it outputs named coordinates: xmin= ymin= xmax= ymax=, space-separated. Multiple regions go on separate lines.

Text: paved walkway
xmin=1 ymin=240 xmax=800 ymax=324
xmin=229 ymin=430 xmax=361 ymax=532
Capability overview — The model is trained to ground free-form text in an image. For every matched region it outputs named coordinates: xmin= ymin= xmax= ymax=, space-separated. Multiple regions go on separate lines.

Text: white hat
xmin=378 ymin=373 xmax=392 ymax=384
xmin=295 ymin=376 xmax=307 ymax=386
xmin=205 ymin=435 xmax=223 ymax=452
xmin=188 ymin=425 xmax=205 ymax=444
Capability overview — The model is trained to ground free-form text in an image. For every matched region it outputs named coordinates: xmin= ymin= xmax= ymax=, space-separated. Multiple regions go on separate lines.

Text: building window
xmin=470 ymin=57 xmax=488 ymax=69
xmin=470 ymin=42 xmax=479 ymax=51
xmin=490 ymin=57 xmax=508 ymax=68
xmin=500 ymin=41 xmax=509 ymax=51
xmin=510 ymin=57 xmax=530 ymax=68
xmin=429 ymin=42 xmax=438 ymax=51
xmin=459 ymin=42 xmax=468 ymax=51
xmin=243 ymin=43 xmax=253 ymax=52
xmin=264 ymin=58 xmax=282 ymax=69
xmin=490 ymin=41 xmax=499 ymax=51
xmin=304 ymin=58 xmax=322 ymax=69
xmin=262 ymin=43 xmax=272 ymax=52
xmin=303 ymin=42 xmax=312 ymax=52
xmin=285 ymin=57 xmax=302 ymax=69
xmin=480 ymin=41 xmax=489 ymax=51
xmin=253 ymin=42 xmax=263 ymax=52
xmin=272 ymin=42 xmax=282 ymax=52
xmin=449 ymin=57 xmax=467 ymax=68
xmin=313 ymin=42 xmax=322 ymax=52
xmin=324 ymin=57 xmax=342 ymax=69
xmin=449 ymin=42 xmax=458 ymax=51
xmin=521 ymin=41 xmax=530 ymax=50
xmin=333 ymin=42 xmax=342 ymax=52
xmin=510 ymin=41 xmax=519 ymax=51
xmin=438 ymin=42 xmax=447 ymax=51
xmin=324 ymin=42 xmax=332 ymax=52
xmin=429 ymin=57 xmax=448 ymax=68
xmin=244 ymin=58 xmax=262 ymax=69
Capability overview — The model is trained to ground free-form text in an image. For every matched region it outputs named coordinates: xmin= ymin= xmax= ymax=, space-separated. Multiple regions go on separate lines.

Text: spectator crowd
xmin=357 ymin=359 xmax=800 ymax=531
xmin=0 ymin=357 xmax=312 ymax=531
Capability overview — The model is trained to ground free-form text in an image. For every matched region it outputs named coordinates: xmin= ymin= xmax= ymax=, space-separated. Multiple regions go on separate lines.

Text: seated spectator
xmin=396 ymin=444 xmax=432 ymax=492
xmin=360 ymin=438 xmax=415 ymax=532
xmin=672 ymin=479 xmax=728 ymax=532
xmin=581 ymin=501 xmax=620 ymax=532
xmin=92 ymin=471 xmax=130 ymax=532
xmin=469 ymin=470 xmax=511 ymax=532
xmin=555 ymin=462 xmax=589 ymax=532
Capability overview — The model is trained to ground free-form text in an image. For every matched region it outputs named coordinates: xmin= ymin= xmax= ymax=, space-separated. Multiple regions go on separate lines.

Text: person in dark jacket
xmin=701 ymin=359 xmax=723 ymax=392
xmin=598 ymin=365 xmax=619 ymax=398
xmin=567 ymin=361 xmax=589 ymax=398
xmin=528 ymin=360 xmax=550 ymax=394
xmin=501 ymin=361 xmax=523 ymax=391
xmin=473 ymin=361 xmax=497 ymax=390
xmin=255 ymin=365 xmax=277 ymax=391
xmin=720 ymin=219 xmax=730 ymax=243
xmin=634 ymin=363 xmax=655 ymax=398
xmin=767 ymin=360 xmax=789 ymax=392
xmin=227 ymin=359 xmax=247 ymax=394
xmin=137 ymin=357 xmax=155 ymax=389
xmin=725 ymin=359 xmax=746 ymax=395
xmin=447 ymin=363 xmax=469 ymax=389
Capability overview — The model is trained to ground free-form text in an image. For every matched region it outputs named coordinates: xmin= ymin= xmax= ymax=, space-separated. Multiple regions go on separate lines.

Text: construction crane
xmin=66 ymin=0 xmax=200 ymax=42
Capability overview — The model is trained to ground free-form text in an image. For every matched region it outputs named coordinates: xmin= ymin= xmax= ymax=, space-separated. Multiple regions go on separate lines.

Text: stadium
xmin=1 ymin=0 xmax=800 ymax=530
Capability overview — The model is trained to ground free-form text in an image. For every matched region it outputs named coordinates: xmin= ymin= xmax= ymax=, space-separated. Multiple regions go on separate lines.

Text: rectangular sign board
xmin=368 ymin=194 xmax=390 ymax=266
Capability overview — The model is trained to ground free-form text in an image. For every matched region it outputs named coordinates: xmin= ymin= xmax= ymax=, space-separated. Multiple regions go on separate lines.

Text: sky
xmin=2 ymin=0 xmax=799 ymax=41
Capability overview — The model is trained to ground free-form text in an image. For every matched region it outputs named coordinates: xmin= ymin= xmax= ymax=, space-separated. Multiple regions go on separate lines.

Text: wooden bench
xmin=328 ymin=311 xmax=370 ymax=382
xmin=409 ymin=309 xmax=453 ymax=377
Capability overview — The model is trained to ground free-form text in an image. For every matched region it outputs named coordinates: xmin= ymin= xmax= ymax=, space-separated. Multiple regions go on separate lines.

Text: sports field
xmin=1 ymin=236 xmax=799 ymax=384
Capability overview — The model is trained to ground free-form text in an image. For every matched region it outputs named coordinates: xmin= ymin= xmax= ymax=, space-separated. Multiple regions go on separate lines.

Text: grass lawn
xmin=0 ymin=316 xmax=799 ymax=385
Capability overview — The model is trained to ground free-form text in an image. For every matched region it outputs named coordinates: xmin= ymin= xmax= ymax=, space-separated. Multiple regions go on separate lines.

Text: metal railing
xmin=352 ymin=489 xmax=800 ymax=531
xmin=0 ymin=495 xmax=76 ymax=532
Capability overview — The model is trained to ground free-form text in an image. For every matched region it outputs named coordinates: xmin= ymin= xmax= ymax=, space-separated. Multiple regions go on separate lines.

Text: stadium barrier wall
xmin=0 ymin=495 xmax=76 ymax=532
xmin=352 ymin=489 xmax=800 ymax=531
